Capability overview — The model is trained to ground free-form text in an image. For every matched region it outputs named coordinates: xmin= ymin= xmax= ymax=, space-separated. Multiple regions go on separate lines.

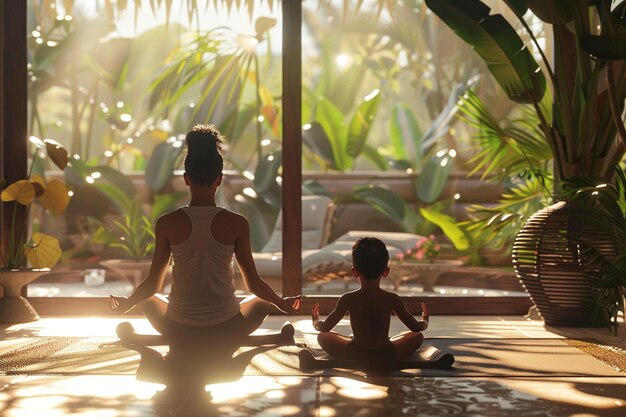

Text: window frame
xmin=0 ymin=0 xmax=531 ymax=316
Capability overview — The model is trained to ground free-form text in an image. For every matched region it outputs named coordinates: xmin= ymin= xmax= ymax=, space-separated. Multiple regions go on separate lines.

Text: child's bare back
xmin=312 ymin=237 xmax=429 ymax=363
xmin=343 ymin=288 xmax=399 ymax=348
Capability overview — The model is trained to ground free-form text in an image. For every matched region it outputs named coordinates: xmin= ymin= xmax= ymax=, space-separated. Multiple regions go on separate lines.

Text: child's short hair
xmin=352 ymin=237 xmax=389 ymax=280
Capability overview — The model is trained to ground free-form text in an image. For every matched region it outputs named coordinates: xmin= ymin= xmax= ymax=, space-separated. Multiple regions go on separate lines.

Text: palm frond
xmin=38 ymin=0 xmax=278 ymax=26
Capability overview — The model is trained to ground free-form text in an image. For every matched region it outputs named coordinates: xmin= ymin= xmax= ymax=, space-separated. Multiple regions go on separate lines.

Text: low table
xmin=390 ymin=260 xmax=463 ymax=292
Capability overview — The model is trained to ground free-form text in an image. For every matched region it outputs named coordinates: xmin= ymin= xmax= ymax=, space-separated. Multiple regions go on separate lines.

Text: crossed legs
xmin=317 ymin=331 xmax=424 ymax=361
xmin=116 ymin=294 xmax=294 ymax=347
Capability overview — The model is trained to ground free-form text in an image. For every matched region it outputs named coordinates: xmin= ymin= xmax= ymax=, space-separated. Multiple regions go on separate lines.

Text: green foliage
xmin=110 ymin=199 xmax=156 ymax=261
xmin=463 ymin=177 xmax=551 ymax=250
xmin=458 ymin=90 xmax=553 ymax=180
xmin=303 ymin=89 xmax=381 ymax=172
xmin=144 ymin=138 xmax=185 ymax=192
xmin=419 ymin=207 xmax=469 ymax=251
xmin=564 ymin=166 xmax=626 ymax=329
xmin=425 ymin=0 xmax=546 ymax=104
xmin=457 ymin=89 xmax=554 ymax=250
xmin=426 ymin=0 xmax=626 ymax=182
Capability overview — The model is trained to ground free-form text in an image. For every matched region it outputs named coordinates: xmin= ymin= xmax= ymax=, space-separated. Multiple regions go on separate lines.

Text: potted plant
xmin=99 ymin=198 xmax=156 ymax=289
xmin=563 ymin=166 xmax=626 ymax=330
xmin=97 ymin=196 xmax=178 ymax=289
xmin=425 ymin=0 xmax=626 ymax=326
xmin=0 ymin=137 xmax=69 ymax=322
xmin=390 ymin=235 xmax=462 ymax=292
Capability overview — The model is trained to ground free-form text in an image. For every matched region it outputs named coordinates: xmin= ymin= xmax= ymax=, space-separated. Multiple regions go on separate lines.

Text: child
xmin=310 ymin=236 xmax=428 ymax=365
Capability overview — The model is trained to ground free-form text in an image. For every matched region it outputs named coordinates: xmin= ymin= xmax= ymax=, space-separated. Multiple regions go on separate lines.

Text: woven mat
xmin=0 ymin=337 xmax=624 ymax=377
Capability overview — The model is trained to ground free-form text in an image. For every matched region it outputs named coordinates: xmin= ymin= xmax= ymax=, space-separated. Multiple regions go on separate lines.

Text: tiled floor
xmin=1 ymin=315 xmax=625 ymax=416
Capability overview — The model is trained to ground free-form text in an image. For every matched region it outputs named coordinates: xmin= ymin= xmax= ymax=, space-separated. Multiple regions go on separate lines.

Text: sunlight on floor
xmin=501 ymin=377 xmax=626 ymax=411
xmin=1 ymin=315 xmax=626 ymax=416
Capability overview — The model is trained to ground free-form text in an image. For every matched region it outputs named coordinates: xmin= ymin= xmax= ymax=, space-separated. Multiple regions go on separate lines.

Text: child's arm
xmin=392 ymin=296 xmax=429 ymax=332
xmin=312 ymin=297 xmax=348 ymax=332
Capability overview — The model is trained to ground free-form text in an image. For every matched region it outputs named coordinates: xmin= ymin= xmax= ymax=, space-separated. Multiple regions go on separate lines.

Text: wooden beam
xmin=0 ymin=1 xmax=28 ymax=267
xmin=281 ymin=0 xmax=302 ymax=296
xmin=28 ymin=295 xmax=532 ymax=317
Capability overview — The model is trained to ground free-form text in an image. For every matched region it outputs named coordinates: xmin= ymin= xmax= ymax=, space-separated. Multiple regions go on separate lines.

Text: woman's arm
xmin=234 ymin=214 xmax=300 ymax=314
xmin=110 ymin=216 xmax=171 ymax=313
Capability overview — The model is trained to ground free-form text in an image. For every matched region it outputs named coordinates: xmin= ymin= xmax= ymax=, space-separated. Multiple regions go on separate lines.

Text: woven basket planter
xmin=512 ymin=201 xmax=616 ymax=327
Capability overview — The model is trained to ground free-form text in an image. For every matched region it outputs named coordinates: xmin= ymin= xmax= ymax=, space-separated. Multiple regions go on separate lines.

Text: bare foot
xmin=115 ymin=321 xmax=137 ymax=346
xmin=280 ymin=322 xmax=296 ymax=345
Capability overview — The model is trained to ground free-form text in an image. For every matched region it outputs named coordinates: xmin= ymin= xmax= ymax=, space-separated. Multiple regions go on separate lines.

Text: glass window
xmin=26 ymin=1 xmax=284 ymax=297
xmin=298 ymin=1 xmax=527 ymax=300
xmin=21 ymin=0 xmax=540 ymax=306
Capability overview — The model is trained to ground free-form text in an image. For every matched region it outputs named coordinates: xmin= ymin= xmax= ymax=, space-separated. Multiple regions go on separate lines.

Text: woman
xmin=110 ymin=124 xmax=301 ymax=354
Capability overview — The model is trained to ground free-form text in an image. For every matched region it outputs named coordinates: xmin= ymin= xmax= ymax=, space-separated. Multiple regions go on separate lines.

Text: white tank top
xmin=166 ymin=206 xmax=240 ymax=326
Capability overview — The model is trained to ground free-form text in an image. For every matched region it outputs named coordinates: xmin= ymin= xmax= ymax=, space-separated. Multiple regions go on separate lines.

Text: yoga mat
xmin=0 ymin=337 xmax=623 ymax=377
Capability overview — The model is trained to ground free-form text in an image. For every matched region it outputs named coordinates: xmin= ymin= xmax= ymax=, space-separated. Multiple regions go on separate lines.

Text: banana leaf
xmin=315 ymin=97 xmax=351 ymax=171
xmin=352 ymin=186 xmax=406 ymax=224
xmin=144 ymin=139 xmax=185 ymax=192
xmin=420 ymin=77 xmax=479 ymax=154
xmin=253 ymin=151 xmax=282 ymax=209
xmin=425 ymin=0 xmax=546 ymax=104
xmin=302 ymin=122 xmax=335 ymax=169
xmin=329 ymin=66 xmax=368 ymax=114
xmin=581 ymin=34 xmax=626 ymax=60
xmin=390 ymin=103 xmax=422 ymax=167
xmin=92 ymin=182 xmax=132 ymax=215
xmin=361 ymin=144 xmax=389 ymax=171
xmin=416 ymin=152 xmax=455 ymax=204
xmin=419 ymin=207 xmax=469 ymax=250
xmin=346 ymin=89 xmax=381 ymax=159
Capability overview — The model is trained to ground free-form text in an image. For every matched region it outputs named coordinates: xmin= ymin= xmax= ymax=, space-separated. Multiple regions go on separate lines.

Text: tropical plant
xmin=302 ymin=89 xmax=382 ymax=171
xmin=147 ymin=17 xmax=279 ymax=173
xmin=457 ymin=90 xmax=554 ymax=251
xmin=0 ymin=138 xmax=70 ymax=269
xmin=424 ymin=0 xmax=626 ymax=325
xmin=327 ymin=80 xmax=476 ymax=253
xmin=109 ymin=198 xmax=156 ymax=261
xmin=425 ymin=0 xmax=626 ymax=188
xmin=563 ymin=166 xmax=626 ymax=330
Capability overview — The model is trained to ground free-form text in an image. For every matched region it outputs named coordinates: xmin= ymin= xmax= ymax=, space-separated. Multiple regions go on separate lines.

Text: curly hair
xmin=183 ymin=124 xmax=224 ymax=186
xmin=352 ymin=237 xmax=389 ymax=280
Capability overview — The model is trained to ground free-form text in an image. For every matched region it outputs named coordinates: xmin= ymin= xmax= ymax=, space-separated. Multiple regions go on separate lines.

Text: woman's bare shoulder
xmin=216 ymin=207 xmax=247 ymax=223
xmin=157 ymin=208 xmax=185 ymax=223
xmin=155 ymin=208 xmax=188 ymax=231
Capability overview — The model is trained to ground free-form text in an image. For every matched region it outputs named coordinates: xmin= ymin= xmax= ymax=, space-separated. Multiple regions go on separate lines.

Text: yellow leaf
xmin=30 ymin=174 xmax=46 ymax=187
xmin=25 ymin=232 xmax=62 ymax=269
xmin=40 ymin=180 xmax=70 ymax=215
xmin=255 ymin=17 xmax=277 ymax=40
xmin=30 ymin=175 xmax=46 ymax=198
xmin=44 ymin=139 xmax=69 ymax=170
xmin=1 ymin=180 xmax=35 ymax=205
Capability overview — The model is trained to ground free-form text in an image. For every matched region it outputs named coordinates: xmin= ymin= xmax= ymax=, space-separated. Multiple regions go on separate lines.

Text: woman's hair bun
xmin=185 ymin=124 xmax=223 ymax=157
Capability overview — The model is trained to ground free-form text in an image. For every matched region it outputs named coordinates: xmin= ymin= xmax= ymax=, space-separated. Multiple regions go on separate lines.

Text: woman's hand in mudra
xmin=110 ymin=295 xmax=133 ymax=314
xmin=279 ymin=295 xmax=302 ymax=314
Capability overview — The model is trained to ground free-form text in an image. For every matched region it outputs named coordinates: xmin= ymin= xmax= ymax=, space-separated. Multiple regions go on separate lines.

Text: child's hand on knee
xmin=312 ymin=303 xmax=321 ymax=331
